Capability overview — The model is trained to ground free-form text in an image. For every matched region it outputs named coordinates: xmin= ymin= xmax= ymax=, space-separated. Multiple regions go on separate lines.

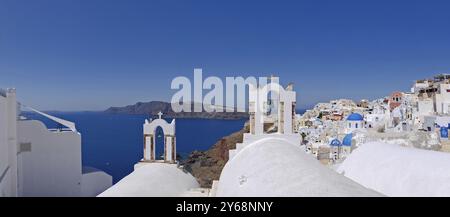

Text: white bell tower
xmin=142 ymin=112 xmax=176 ymax=163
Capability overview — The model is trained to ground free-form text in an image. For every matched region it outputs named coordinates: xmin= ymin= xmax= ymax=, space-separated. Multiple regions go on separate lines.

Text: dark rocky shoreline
xmin=181 ymin=122 xmax=250 ymax=188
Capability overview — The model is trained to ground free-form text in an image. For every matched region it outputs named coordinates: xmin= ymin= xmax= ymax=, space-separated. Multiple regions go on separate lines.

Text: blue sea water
xmin=21 ymin=112 xmax=247 ymax=183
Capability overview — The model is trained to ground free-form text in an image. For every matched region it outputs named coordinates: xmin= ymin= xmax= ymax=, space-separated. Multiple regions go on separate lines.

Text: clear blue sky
xmin=1 ymin=0 xmax=450 ymax=111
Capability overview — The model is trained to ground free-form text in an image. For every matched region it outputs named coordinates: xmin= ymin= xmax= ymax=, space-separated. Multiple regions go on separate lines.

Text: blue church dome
xmin=347 ymin=113 xmax=363 ymax=121
xmin=440 ymin=127 xmax=448 ymax=139
xmin=330 ymin=139 xmax=341 ymax=147
xmin=343 ymin=134 xmax=353 ymax=146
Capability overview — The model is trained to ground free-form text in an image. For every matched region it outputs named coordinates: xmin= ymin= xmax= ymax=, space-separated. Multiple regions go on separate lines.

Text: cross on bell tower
xmin=157 ymin=111 xmax=163 ymax=119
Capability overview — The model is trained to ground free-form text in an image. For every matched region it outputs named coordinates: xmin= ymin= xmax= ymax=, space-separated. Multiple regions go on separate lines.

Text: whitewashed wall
xmin=436 ymin=83 xmax=450 ymax=114
xmin=0 ymin=90 xmax=18 ymax=197
xmin=1 ymin=88 xmax=111 ymax=197
xmin=17 ymin=120 xmax=82 ymax=196
xmin=81 ymin=168 xmax=112 ymax=197
xmin=0 ymin=94 xmax=9 ymax=196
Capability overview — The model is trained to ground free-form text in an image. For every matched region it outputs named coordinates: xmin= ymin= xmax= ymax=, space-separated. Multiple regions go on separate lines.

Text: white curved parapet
xmin=81 ymin=167 xmax=113 ymax=197
xmin=338 ymin=142 xmax=450 ymax=197
xmin=217 ymin=137 xmax=382 ymax=197
xmin=98 ymin=162 xmax=199 ymax=197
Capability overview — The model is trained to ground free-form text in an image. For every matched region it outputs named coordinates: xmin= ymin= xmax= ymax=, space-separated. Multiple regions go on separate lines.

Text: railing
xmin=48 ymin=128 xmax=74 ymax=132
xmin=0 ymin=166 xmax=10 ymax=184
xmin=23 ymin=105 xmax=78 ymax=132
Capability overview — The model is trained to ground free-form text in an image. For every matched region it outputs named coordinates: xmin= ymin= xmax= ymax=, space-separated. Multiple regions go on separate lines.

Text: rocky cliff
xmin=181 ymin=122 xmax=250 ymax=188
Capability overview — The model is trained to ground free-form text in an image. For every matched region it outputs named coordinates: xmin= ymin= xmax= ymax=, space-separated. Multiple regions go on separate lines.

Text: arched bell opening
xmin=154 ymin=126 xmax=165 ymax=161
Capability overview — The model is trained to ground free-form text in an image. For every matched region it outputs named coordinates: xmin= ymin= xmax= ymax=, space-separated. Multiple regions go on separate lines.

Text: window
xmin=356 ymin=123 xmax=358 ymax=128
xmin=19 ymin=142 xmax=32 ymax=153
xmin=349 ymin=123 xmax=351 ymax=128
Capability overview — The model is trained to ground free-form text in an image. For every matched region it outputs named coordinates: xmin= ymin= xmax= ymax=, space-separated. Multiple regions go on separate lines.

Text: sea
xmin=21 ymin=112 xmax=247 ymax=183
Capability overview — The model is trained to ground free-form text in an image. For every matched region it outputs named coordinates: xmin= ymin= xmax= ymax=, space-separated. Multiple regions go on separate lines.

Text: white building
xmin=365 ymin=113 xmax=387 ymax=129
xmin=434 ymin=83 xmax=450 ymax=114
xmin=416 ymin=98 xmax=434 ymax=116
xmin=0 ymin=89 xmax=18 ymax=197
xmin=412 ymin=75 xmax=450 ymax=116
xmin=329 ymin=138 xmax=342 ymax=161
xmin=1 ymin=88 xmax=112 ymax=197
xmin=422 ymin=115 xmax=450 ymax=132
xmin=411 ymin=79 xmax=431 ymax=93
xmin=345 ymin=113 xmax=364 ymax=133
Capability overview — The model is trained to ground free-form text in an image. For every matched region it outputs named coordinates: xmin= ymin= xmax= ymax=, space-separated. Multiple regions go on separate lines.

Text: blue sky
xmin=1 ymin=0 xmax=450 ymax=111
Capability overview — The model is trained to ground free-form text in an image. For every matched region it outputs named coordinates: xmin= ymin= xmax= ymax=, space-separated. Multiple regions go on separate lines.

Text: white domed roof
xmin=338 ymin=142 xmax=450 ymax=196
xmin=98 ymin=163 xmax=199 ymax=197
xmin=216 ymin=138 xmax=381 ymax=197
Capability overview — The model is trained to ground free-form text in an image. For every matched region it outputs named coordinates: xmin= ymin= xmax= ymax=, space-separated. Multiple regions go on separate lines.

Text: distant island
xmin=104 ymin=101 xmax=249 ymax=120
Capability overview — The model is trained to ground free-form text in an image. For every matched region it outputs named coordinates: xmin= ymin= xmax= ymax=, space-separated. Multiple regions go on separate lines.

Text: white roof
xmin=338 ymin=142 xmax=450 ymax=196
xmin=98 ymin=163 xmax=199 ymax=197
xmin=311 ymin=142 xmax=326 ymax=149
xmin=216 ymin=137 xmax=381 ymax=197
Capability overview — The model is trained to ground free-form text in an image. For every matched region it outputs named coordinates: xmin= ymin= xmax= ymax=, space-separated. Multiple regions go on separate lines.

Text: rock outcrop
xmin=181 ymin=122 xmax=250 ymax=188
